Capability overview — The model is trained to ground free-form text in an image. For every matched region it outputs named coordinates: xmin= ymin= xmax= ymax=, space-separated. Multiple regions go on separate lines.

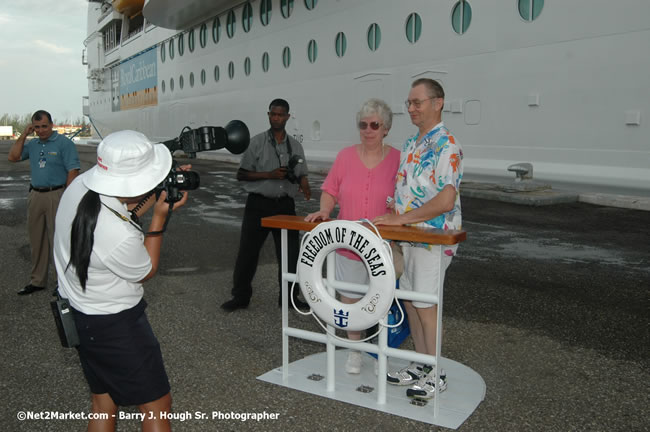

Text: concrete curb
xmin=578 ymin=193 xmax=650 ymax=211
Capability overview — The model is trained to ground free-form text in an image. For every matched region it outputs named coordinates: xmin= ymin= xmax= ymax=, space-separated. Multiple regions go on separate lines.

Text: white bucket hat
xmin=83 ymin=130 xmax=172 ymax=197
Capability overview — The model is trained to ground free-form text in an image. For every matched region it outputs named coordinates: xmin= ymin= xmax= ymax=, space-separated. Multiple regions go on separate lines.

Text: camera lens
xmin=175 ymin=171 xmax=200 ymax=190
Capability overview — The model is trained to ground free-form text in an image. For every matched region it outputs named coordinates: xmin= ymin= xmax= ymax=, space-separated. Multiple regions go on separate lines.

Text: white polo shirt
xmin=54 ymin=172 xmax=152 ymax=315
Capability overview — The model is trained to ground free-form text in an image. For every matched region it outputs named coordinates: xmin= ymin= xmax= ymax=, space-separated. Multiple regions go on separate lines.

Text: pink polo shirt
xmin=322 ymin=145 xmax=400 ymax=260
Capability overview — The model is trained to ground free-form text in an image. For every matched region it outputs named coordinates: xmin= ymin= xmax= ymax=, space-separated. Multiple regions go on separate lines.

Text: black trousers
xmin=231 ymin=193 xmax=299 ymax=302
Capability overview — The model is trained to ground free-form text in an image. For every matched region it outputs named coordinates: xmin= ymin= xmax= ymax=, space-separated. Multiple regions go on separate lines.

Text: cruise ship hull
xmin=83 ymin=0 xmax=650 ymax=194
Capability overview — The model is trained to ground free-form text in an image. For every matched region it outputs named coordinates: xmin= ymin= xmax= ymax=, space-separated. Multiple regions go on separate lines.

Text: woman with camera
xmin=53 ymin=130 xmax=189 ymax=432
xmin=305 ymin=98 xmax=400 ymax=374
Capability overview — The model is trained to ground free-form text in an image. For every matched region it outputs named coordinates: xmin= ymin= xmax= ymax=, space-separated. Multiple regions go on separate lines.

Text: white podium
xmin=257 ymin=216 xmax=484 ymax=429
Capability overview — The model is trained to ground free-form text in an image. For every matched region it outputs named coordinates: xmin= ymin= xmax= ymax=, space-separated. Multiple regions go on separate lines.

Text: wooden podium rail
xmin=261 ymin=215 xmax=467 ymax=245
xmin=257 ymin=215 xmax=483 ymax=429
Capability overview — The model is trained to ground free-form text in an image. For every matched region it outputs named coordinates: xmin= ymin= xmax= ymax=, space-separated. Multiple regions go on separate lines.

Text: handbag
xmin=50 ymin=296 xmax=80 ymax=348
xmin=369 ymin=299 xmax=410 ymax=358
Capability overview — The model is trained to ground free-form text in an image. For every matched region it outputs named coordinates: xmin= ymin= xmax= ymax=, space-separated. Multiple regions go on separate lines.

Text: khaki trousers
xmin=27 ymin=188 xmax=64 ymax=287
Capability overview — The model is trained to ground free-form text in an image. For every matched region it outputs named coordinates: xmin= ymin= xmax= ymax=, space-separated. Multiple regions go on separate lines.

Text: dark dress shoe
xmin=221 ymin=298 xmax=249 ymax=312
xmin=17 ymin=285 xmax=45 ymax=295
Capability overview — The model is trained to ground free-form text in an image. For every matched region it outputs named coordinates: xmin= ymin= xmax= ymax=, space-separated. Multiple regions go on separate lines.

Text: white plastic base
xmin=257 ymin=350 xmax=485 ymax=429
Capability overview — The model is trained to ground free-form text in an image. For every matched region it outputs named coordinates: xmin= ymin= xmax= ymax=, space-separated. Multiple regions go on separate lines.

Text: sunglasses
xmin=358 ymin=121 xmax=382 ymax=130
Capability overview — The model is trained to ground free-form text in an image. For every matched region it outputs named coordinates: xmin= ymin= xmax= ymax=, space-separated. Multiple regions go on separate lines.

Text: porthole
xmin=200 ymin=23 xmax=207 ymax=48
xmin=162 ymin=79 xmax=166 ymax=93
xmin=262 ymin=52 xmax=270 ymax=72
xmin=228 ymin=61 xmax=235 ymax=79
xmin=170 ymin=77 xmax=175 ymax=91
xmin=212 ymin=17 xmax=221 ymax=43
xmin=367 ymin=23 xmax=381 ymax=51
xmin=405 ymin=12 xmax=422 ymax=44
xmin=160 ymin=41 xmax=166 ymax=62
xmin=282 ymin=46 xmax=291 ymax=68
xmin=169 ymin=39 xmax=175 ymax=59
xmin=244 ymin=57 xmax=251 ymax=76
xmin=281 ymin=0 xmax=294 ymax=19
xmin=305 ymin=0 xmax=318 ymax=11
xmin=242 ymin=2 xmax=253 ymax=33
xmin=518 ymin=0 xmax=544 ymax=22
xmin=178 ymin=33 xmax=184 ymax=56
xmin=451 ymin=1 xmax=472 ymax=35
xmin=214 ymin=65 xmax=220 ymax=82
xmin=188 ymin=28 xmax=195 ymax=52
xmin=227 ymin=10 xmax=236 ymax=38
xmin=201 ymin=69 xmax=206 ymax=85
xmin=307 ymin=39 xmax=318 ymax=63
xmin=189 ymin=72 xmax=195 ymax=87
xmin=335 ymin=32 xmax=347 ymax=58
xmin=260 ymin=0 xmax=272 ymax=26
xmin=179 ymin=74 xmax=184 ymax=89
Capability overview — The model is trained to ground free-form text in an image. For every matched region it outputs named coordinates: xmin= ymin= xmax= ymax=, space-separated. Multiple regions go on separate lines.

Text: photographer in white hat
xmin=53 ymin=130 xmax=189 ymax=432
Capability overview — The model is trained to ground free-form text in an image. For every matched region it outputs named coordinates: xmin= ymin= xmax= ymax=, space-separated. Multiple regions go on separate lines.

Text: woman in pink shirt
xmin=305 ymin=98 xmax=400 ymax=374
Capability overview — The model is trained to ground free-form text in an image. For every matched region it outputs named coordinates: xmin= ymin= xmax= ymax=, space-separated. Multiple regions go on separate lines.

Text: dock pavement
xmin=0 ymin=142 xmax=648 ymax=431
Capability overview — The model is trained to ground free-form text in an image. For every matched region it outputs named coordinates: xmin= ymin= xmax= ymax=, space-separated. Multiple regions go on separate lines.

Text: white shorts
xmin=399 ymin=245 xmax=453 ymax=308
xmin=334 ymin=253 xmax=369 ymax=299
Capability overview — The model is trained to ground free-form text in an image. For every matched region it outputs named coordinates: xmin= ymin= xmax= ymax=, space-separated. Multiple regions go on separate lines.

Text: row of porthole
xmin=162 ymin=23 xmax=368 ymax=66
xmin=160 ymin=41 xmax=320 ymax=94
xmin=160 ymin=0 xmax=545 ymax=63
xmin=160 ymin=13 xmax=443 ymax=65
xmin=160 ymin=0 xmax=312 ymax=62
xmin=161 ymin=33 xmax=350 ymax=91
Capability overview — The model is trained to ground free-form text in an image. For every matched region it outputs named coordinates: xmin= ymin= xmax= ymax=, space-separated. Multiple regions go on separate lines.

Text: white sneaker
xmin=345 ymin=351 xmax=362 ymax=374
xmin=386 ymin=362 xmax=424 ymax=386
xmin=406 ymin=369 xmax=447 ymax=399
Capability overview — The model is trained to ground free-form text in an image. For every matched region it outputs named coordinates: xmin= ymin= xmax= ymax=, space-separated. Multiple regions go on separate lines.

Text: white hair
xmin=356 ymin=98 xmax=393 ymax=131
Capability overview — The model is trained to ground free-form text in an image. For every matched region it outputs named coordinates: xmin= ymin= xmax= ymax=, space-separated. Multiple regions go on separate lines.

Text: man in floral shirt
xmin=374 ymin=78 xmax=463 ymax=400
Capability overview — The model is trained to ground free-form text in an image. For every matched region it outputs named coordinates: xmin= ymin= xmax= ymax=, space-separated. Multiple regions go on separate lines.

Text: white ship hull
xmin=83 ymin=0 xmax=650 ymax=194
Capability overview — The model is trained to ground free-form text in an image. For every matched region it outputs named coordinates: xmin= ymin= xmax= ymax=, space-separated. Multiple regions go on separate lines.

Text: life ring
xmin=297 ymin=220 xmax=395 ymax=331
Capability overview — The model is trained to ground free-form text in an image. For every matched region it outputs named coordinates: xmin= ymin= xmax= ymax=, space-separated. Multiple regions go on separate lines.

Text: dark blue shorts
xmin=72 ymin=299 xmax=170 ymax=406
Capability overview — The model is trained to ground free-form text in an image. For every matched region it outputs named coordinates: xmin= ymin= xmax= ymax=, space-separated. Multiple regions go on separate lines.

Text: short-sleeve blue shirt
xmin=21 ymin=132 xmax=81 ymax=187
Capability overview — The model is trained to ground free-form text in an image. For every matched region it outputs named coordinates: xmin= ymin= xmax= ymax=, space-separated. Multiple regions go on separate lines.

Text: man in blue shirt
xmin=8 ymin=110 xmax=81 ymax=295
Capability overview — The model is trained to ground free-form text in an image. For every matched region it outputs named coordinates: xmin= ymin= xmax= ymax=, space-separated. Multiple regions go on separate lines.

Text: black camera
xmin=159 ymin=120 xmax=250 ymax=202
xmin=286 ymin=154 xmax=304 ymax=184
xmin=154 ymin=163 xmax=201 ymax=203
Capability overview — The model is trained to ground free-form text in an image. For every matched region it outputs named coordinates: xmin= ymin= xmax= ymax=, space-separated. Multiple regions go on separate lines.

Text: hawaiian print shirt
xmin=395 ymin=122 xmax=463 ymax=254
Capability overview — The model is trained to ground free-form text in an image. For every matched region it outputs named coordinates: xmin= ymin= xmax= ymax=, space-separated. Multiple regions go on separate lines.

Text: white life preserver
xmin=297 ymin=220 xmax=395 ymax=331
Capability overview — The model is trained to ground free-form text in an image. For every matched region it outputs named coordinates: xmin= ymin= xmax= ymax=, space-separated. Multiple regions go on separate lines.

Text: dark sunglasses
xmin=358 ymin=121 xmax=382 ymax=130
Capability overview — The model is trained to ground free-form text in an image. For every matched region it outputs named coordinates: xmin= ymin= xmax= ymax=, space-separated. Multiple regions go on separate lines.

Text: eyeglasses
xmin=404 ymin=97 xmax=437 ymax=109
xmin=358 ymin=121 xmax=382 ymax=130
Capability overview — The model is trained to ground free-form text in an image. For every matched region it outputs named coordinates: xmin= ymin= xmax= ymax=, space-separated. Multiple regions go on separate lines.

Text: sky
xmin=0 ymin=0 xmax=88 ymax=124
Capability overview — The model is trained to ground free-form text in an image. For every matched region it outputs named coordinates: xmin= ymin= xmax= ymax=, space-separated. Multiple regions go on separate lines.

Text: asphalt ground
xmin=0 ymin=141 xmax=648 ymax=432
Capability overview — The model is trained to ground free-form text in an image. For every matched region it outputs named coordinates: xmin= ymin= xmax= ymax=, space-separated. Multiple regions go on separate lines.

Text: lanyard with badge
xmin=101 ymin=195 xmax=173 ymax=236
xmin=38 ymin=143 xmax=47 ymax=169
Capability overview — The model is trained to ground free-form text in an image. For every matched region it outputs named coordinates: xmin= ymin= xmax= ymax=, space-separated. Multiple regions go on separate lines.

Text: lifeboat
xmin=112 ymin=0 xmax=144 ymax=17
xmin=143 ymin=0 xmax=236 ymax=30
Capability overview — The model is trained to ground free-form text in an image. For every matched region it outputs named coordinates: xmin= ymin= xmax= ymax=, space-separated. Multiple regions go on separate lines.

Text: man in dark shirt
xmin=222 ymin=99 xmax=311 ymax=311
